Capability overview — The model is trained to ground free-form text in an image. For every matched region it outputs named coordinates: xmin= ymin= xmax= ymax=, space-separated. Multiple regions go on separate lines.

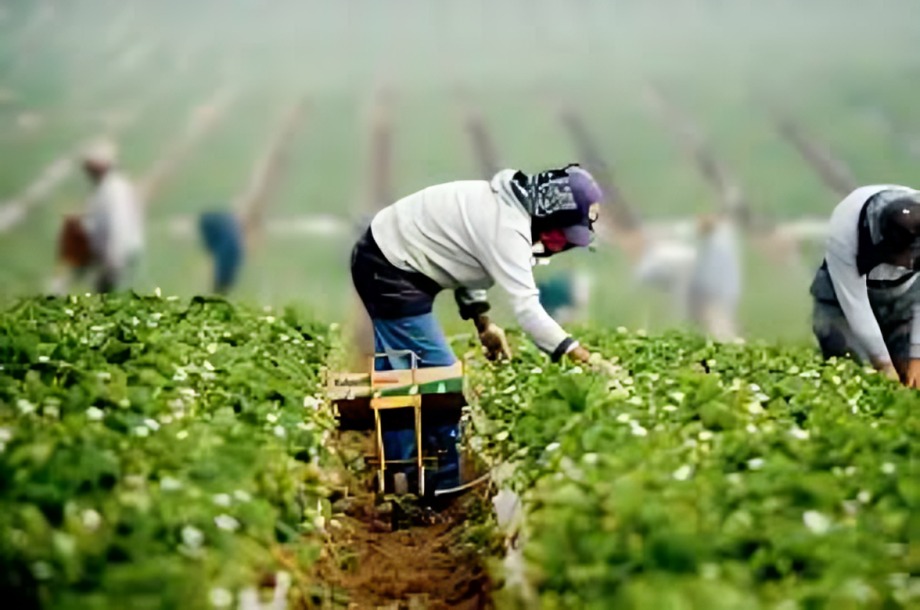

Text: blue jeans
xmin=373 ymin=313 xmax=461 ymax=493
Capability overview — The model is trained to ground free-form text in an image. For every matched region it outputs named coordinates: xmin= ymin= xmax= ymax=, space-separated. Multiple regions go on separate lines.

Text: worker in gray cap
xmin=811 ymin=184 xmax=920 ymax=388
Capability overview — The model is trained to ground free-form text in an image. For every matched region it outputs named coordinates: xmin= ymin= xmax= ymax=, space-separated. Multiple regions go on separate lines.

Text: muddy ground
xmin=309 ymin=432 xmax=496 ymax=610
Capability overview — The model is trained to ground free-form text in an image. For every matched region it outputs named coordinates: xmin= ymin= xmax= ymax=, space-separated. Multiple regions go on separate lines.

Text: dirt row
xmin=642 ymin=84 xmax=757 ymax=230
xmin=234 ymin=97 xmax=310 ymax=245
xmin=139 ymin=84 xmax=238 ymax=205
xmin=641 ymin=84 xmax=815 ymax=267
xmin=773 ymin=111 xmax=857 ymax=197
xmin=316 ymin=84 xmax=495 ymax=610
xmin=0 ymin=45 xmax=216 ymax=234
xmin=558 ymin=103 xmax=641 ymax=234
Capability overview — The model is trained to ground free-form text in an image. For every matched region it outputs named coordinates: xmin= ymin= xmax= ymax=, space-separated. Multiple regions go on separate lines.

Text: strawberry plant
xmin=0 ymin=294 xmax=335 ymax=609
xmin=468 ymin=329 xmax=920 ymax=610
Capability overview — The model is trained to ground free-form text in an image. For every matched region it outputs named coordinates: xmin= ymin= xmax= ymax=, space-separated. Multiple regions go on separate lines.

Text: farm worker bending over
xmin=198 ymin=210 xmax=245 ymax=295
xmin=80 ymin=139 xmax=145 ymax=293
xmin=687 ymin=215 xmax=742 ymax=341
xmin=810 ymin=185 xmax=920 ymax=388
xmin=351 ymin=164 xmax=604 ymax=490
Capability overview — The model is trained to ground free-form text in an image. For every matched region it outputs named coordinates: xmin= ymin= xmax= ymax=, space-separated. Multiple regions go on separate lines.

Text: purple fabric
xmin=564 ymin=166 xmax=602 ymax=245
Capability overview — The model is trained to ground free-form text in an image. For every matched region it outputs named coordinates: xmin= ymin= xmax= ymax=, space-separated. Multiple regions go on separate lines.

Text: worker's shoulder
xmin=100 ymin=171 xmax=139 ymax=197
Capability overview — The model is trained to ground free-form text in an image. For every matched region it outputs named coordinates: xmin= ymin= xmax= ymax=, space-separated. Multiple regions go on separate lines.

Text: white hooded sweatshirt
xmin=83 ymin=170 xmax=144 ymax=268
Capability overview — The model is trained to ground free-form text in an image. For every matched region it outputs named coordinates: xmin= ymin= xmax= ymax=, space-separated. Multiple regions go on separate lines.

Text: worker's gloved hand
xmin=904 ymin=360 xmax=920 ymax=389
xmin=479 ymin=323 xmax=512 ymax=361
xmin=876 ymin=361 xmax=901 ymax=383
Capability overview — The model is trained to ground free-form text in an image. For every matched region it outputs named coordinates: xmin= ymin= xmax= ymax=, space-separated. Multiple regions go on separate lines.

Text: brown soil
xmin=558 ymin=104 xmax=641 ymax=233
xmin=238 ymin=98 xmax=310 ymax=244
xmin=309 ymin=433 xmax=495 ymax=610
xmin=773 ymin=113 xmax=856 ymax=197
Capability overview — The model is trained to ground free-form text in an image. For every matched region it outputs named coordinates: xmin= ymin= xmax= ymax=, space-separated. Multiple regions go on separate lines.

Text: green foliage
xmin=0 ymin=294 xmax=335 ymax=609
xmin=470 ymin=329 xmax=920 ymax=610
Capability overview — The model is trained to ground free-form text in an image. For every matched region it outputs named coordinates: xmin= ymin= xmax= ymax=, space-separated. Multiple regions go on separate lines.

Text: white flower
xmin=698 ymin=430 xmax=714 ymax=441
xmin=144 ymin=418 xmax=160 ymax=431
xmin=160 ymin=477 xmax=183 ymax=491
xmin=213 ymin=493 xmax=232 ymax=507
xmin=789 ymin=427 xmax=810 ymax=440
xmin=803 ymin=510 xmax=831 ymax=535
xmin=124 ymin=475 xmax=145 ymax=488
xmin=303 ymin=396 xmax=321 ymax=410
xmin=544 ymin=441 xmax=559 ymax=452
xmin=182 ymin=525 xmax=204 ymax=549
xmin=64 ymin=308 xmax=74 ymax=316
xmin=662 ymin=405 xmax=678 ymax=412
xmin=616 ymin=326 xmax=628 ymax=334
xmin=263 ymin=316 xmax=276 ymax=324
xmin=745 ymin=423 xmax=758 ymax=434
xmin=747 ymin=458 xmax=765 ymax=470
xmin=133 ymin=426 xmax=150 ymax=438
xmin=881 ymin=462 xmax=896 ymax=475
xmin=176 ymin=430 xmax=189 ymax=440
xmin=214 ymin=514 xmax=240 ymax=532
xmin=857 ymin=490 xmax=872 ymax=504
xmin=206 ymin=343 xmax=219 ymax=354
xmin=582 ymin=453 xmax=599 ymax=465
xmin=31 ymin=561 xmax=53 ymax=580
xmin=159 ymin=414 xmax=174 ymax=425
xmin=38 ymin=355 xmax=49 ymax=363
xmin=631 ymin=424 xmax=648 ymax=437
xmin=616 ymin=413 xmax=631 ymax=423
xmin=17 ymin=399 xmax=36 ymax=415
xmin=266 ymin=413 xmax=279 ymax=424
xmin=747 ymin=401 xmax=764 ymax=415
xmin=203 ymin=360 xmax=215 ymax=372
xmin=831 ymin=375 xmax=842 ymax=385
xmin=178 ymin=387 xmax=198 ymax=398
xmin=669 ymin=391 xmax=686 ymax=403
xmin=172 ymin=368 xmax=188 ymax=382
xmin=233 ymin=490 xmax=252 ymax=503
xmin=672 ymin=465 xmax=693 ymax=481
xmin=0 ymin=428 xmax=11 ymax=442
xmin=496 ymin=431 xmax=510 ymax=442
xmin=81 ymin=509 xmax=102 ymax=531
xmin=273 ymin=425 xmax=286 ymax=438
xmin=529 ymin=367 xmax=543 ymax=374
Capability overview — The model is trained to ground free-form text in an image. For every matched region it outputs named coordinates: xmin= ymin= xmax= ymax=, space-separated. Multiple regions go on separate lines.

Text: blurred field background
xmin=1 ymin=0 xmax=919 ymax=344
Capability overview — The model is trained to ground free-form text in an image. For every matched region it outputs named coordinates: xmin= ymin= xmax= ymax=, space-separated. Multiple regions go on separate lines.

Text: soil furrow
xmin=558 ymin=104 xmax=641 ymax=232
xmin=774 ymin=113 xmax=857 ymax=197
xmin=318 ymin=84 xmax=495 ymax=610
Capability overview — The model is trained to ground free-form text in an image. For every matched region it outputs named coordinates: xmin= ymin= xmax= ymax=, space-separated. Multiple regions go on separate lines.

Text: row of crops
xmin=468 ymin=330 xmax=920 ymax=609
xmin=2 ymin=294 xmax=918 ymax=608
xmin=0 ymin=295 xmax=336 ymax=608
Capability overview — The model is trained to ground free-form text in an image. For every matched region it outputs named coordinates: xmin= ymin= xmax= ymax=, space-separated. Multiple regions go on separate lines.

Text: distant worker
xmin=351 ymin=164 xmax=606 ymax=492
xmin=537 ymin=270 xmax=592 ymax=325
xmin=810 ymin=185 xmax=920 ymax=388
xmin=633 ymin=234 xmax=697 ymax=321
xmin=198 ymin=210 xmax=245 ymax=295
xmin=80 ymin=139 xmax=144 ymax=293
xmin=687 ymin=215 xmax=742 ymax=341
